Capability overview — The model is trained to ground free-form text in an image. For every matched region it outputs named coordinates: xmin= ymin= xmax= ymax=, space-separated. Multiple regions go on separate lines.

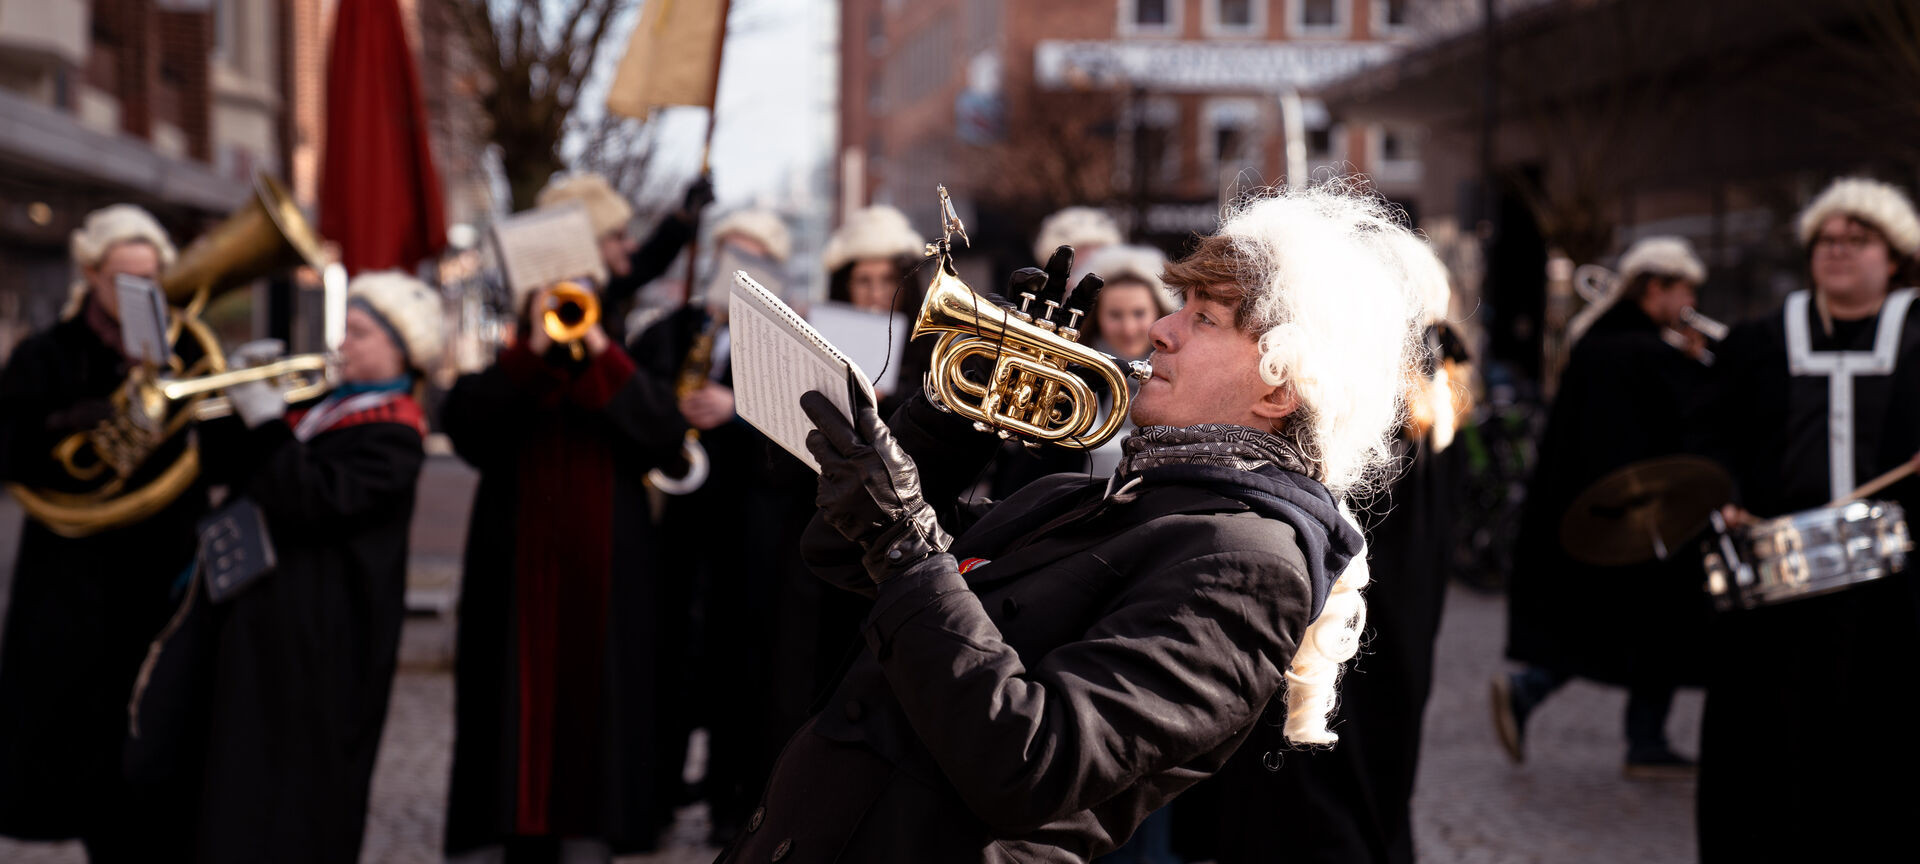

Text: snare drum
xmin=1703 ymin=501 xmax=1912 ymax=610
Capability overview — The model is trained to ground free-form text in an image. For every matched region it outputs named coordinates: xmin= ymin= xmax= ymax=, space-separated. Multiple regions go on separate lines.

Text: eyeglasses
xmin=1811 ymin=233 xmax=1882 ymax=254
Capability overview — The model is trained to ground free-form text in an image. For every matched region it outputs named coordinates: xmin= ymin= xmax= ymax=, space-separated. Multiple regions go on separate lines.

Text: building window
xmin=1373 ymin=0 xmax=1412 ymax=35
xmin=1123 ymin=97 xmax=1181 ymax=192
xmin=1202 ymin=98 xmax=1263 ymax=183
xmin=1292 ymin=0 xmax=1348 ymax=37
xmin=1299 ymin=98 xmax=1345 ymax=168
xmin=1370 ymin=123 xmax=1423 ymax=187
xmin=1204 ymin=0 xmax=1266 ymax=37
xmin=1119 ymin=0 xmax=1182 ymax=37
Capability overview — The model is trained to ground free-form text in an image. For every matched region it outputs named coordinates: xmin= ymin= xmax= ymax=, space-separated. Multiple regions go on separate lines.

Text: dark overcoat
xmin=717 ymin=401 xmax=1354 ymax=863
xmin=1506 ymin=301 xmax=1711 ymax=685
xmin=440 ymin=342 xmax=685 ymax=854
xmin=0 ymin=310 xmax=205 ymax=849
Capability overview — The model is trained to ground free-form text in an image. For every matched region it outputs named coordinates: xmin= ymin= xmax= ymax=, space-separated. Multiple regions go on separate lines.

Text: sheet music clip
xmin=927 ymin=184 xmax=970 ymax=258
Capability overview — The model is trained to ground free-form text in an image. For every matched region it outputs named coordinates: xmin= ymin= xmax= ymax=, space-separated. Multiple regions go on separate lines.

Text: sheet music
xmin=729 ymin=271 xmax=877 ymax=473
xmin=114 ymin=275 xmax=170 ymax=366
xmin=490 ymin=203 xmax=607 ymax=298
xmin=806 ymin=302 xmax=907 ymax=395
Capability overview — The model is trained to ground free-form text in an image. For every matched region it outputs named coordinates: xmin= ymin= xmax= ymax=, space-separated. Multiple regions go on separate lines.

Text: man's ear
xmin=1252 ymin=382 xmax=1298 ymax=424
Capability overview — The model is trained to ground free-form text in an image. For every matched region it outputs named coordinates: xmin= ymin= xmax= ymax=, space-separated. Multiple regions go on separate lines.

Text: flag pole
xmin=680 ymin=0 xmax=732 ymax=305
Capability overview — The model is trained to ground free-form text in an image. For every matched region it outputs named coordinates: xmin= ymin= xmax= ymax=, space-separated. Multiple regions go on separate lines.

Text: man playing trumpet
xmin=718 ymin=181 xmax=1439 ymax=862
xmin=442 ymin=180 xmax=694 ymax=861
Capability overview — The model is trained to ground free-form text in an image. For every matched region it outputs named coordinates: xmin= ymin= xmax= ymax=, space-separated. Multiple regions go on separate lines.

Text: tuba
xmin=914 ymin=186 xmax=1149 ymax=449
xmin=10 ymin=174 xmax=336 ymax=538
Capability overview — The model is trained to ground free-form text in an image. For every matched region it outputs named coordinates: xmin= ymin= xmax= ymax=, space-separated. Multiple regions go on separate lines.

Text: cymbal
xmin=1559 ymin=455 xmax=1733 ymax=567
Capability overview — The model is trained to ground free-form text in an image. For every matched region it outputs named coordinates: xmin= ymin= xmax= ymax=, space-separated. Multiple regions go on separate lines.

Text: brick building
xmin=839 ymin=0 xmax=1419 ymax=271
xmin=0 ymin=0 xmax=265 ymax=348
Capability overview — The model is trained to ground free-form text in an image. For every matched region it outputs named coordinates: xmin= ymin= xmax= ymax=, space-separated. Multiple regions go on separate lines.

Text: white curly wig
xmin=1033 ymin=206 xmax=1122 ymax=265
xmin=1796 ymin=176 xmax=1920 ymax=257
xmin=64 ymin=204 xmax=178 ymax=321
xmin=1178 ymin=180 xmax=1432 ymax=745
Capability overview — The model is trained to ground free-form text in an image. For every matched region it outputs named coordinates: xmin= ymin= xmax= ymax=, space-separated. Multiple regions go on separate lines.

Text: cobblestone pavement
xmin=1 ymin=460 xmax=1701 ymax=862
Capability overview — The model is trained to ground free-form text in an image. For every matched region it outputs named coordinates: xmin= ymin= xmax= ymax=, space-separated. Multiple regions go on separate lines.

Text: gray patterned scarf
xmin=1115 ymin=423 xmax=1314 ymax=479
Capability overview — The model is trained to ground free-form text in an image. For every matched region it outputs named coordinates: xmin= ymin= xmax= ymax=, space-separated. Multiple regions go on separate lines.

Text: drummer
xmin=1691 ymin=177 xmax=1920 ymax=862
xmin=1494 ymin=236 xmax=1712 ymax=777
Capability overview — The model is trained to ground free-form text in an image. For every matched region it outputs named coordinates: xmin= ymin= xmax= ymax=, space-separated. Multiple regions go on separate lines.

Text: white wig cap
xmin=1568 ymin=235 xmax=1707 ymax=347
xmin=1212 ymin=181 xmax=1430 ymax=747
xmin=64 ymin=204 xmax=178 ymax=320
xmin=1218 ymin=183 xmax=1424 ymax=498
xmin=349 ymin=271 xmax=446 ymax=375
xmin=536 ymin=173 xmax=634 ymax=236
xmin=1081 ymin=244 xmax=1175 ymax=315
xmin=1033 ymin=206 xmax=1122 ymax=264
xmin=1796 ymin=177 xmax=1920 ymax=257
xmin=711 ymin=207 xmax=793 ymax=264
xmin=823 ymin=205 xmax=924 ymax=273
xmin=1619 ymin=235 xmax=1706 ymax=285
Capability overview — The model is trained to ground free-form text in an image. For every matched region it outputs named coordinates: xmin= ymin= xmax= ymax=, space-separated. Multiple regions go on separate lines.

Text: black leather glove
xmin=46 ymin=398 xmax=115 ymax=435
xmin=802 ymin=389 xmax=952 ymax=584
xmin=679 ymin=173 xmax=716 ymax=221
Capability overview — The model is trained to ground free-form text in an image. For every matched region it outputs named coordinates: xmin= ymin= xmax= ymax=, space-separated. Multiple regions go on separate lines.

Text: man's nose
xmin=1149 ymin=313 xmax=1176 ymax=352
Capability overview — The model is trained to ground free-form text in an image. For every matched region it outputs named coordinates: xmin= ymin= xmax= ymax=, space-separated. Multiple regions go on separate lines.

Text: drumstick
xmin=1830 ymin=453 xmax=1920 ymax=506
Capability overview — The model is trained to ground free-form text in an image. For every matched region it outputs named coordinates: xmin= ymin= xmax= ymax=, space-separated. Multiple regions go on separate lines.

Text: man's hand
xmin=679 ymin=382 xmax=735 ymax=430
xmin=583 ymin=323 xmax=611 ymax=357
xmin=680 ymin=174 xmax=716 ymax=222
xmin=525 ymin=288 xmax=555 ymax=357
xmin=1719 ymin=504 xmax=1754 ymax=531
xmin=801 ymin=390 xmax=950 ymax=584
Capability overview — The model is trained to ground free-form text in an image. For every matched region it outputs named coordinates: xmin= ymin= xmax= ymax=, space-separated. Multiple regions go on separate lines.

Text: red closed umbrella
xmin=319 ymin=0 xmax=447 ymax=275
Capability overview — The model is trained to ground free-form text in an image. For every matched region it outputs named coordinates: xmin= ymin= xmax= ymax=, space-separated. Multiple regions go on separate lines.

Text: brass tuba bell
xmin=913 ymin=185 xmax=1149 ymax=449
xmin=9 ymin=174 xmax=335 ymax=538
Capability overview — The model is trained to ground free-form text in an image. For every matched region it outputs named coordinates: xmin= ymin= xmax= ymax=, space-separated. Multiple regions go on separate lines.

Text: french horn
xmin=914 ymin=185 xmax=1149 ymax=449
xmin=10 ymin=174 xmax=335 ymax=537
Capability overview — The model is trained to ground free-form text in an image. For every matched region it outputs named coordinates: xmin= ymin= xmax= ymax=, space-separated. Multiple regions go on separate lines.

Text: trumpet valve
xmin=1016 ymin=292 xmax=1038 ymax=322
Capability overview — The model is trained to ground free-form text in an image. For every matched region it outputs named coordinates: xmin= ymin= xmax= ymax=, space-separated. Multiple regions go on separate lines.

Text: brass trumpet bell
xmin=542 ymin=281 xmax=601 ymax=346
xmin=912 ymin=186 xmax=1149 ymax=449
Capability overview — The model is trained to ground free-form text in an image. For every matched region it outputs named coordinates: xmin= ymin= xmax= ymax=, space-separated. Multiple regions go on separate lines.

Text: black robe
xmin=1691 ymin=288 xmax=1920 ymax=862
xmin=441 ymin=341 xmax=686 ymax=854
xmin=127 ymin=394 xmax=428 ymax=863
xmin=1194 ymin=325 xmax=1472 ymax=864
xmin=629 ymin=308 xmax=826 ymax=838
xmin=0 ymin=309 xmax=205 ymax=854
xmin=1506 ymin=302 xmax=1711 ymax=686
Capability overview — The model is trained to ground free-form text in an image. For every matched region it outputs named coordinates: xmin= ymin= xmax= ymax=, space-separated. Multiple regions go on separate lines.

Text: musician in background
xmin=534 ymin=172 xmax=713 ymax=346
xmin=441 ymin=216 xmax=690 ymax=860
xmin=720 ymin=182 xmax=1432 ymax=862
xmin=141 ymin=272 xmax=444 ymax=863
xmin=1495 ymin=236 xmax=1711 ymax=777
xmin=0 ymin=205 xmax=203 ymax=860
xmin=1692 ymin=177 xmax=1920 ymax=861
xmin=823 ymin=204 xmax=932 ymax=417
xmin=630 ymin=208 xmax=804 ymax=846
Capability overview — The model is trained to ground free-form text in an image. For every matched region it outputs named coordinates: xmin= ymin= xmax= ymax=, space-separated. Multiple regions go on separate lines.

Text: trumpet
xmin=541 ymin=281 xmax=601 ymax=359
xmin=913 ymin=186 xmax=1150 ymax=449
xmin=1575 ymin=262 xmax=1727 ymax=363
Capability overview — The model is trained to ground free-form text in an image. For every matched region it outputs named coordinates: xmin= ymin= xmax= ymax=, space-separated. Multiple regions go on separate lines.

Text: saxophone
xmin=645 ymin=314 xmax=718 ymax=494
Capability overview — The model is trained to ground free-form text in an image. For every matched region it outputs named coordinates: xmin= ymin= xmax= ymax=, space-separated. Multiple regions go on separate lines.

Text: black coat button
xmin=748 ymin=806 xmax=764 ymax=832
xmin=844 ymin=699 xmax=864 ymax=722
xmin=772 ymin=838 xmax=793 ymax=861
xmin=1001 ymin=596 xmax=1021 ymax=618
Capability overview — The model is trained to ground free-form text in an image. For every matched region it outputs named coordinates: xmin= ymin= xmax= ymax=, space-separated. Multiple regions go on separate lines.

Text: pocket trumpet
xmin=913 ymin=186 xmax=1150 ymax=449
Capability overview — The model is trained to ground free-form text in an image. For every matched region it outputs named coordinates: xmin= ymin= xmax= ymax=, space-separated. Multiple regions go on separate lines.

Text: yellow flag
xmin=606 ymin=0 xmax=730 ymax=119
